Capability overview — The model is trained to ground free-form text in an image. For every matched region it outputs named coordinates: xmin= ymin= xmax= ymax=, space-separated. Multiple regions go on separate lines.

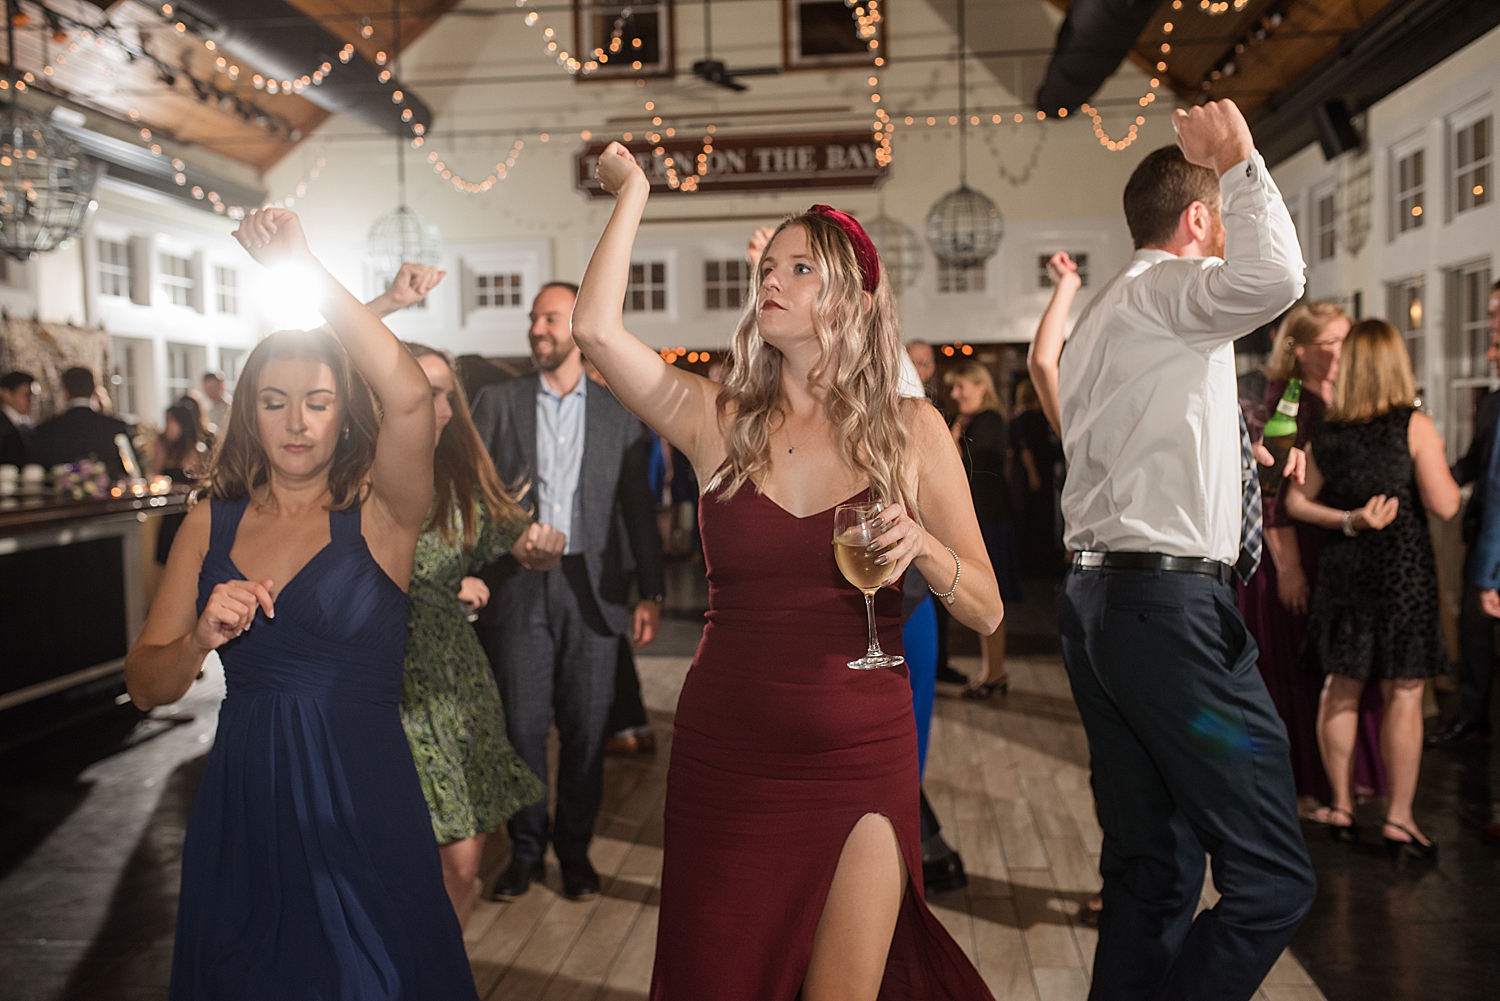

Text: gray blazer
xmin=471 ymin=372 xmax=664 ymax=635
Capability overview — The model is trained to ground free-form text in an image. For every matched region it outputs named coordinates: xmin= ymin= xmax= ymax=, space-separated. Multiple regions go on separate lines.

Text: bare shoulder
xmin=903 ymin=398 xmax=951 ymax=452
xmin=1408 ymin=409 xmax=1443 ymax=448
xmin=177 ymin=497 xmax=213 ymax=553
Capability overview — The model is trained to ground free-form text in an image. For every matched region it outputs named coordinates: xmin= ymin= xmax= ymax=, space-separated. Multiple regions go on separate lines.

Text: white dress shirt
xmin=1058 ymin=152 xmax=1304 ymax=564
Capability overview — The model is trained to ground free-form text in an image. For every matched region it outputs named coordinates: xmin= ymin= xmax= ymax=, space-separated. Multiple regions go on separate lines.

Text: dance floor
xmin=13 ymin=597 xmax=1497 ymax=1000
xmin=459 ymin=653 xmax=1326 ymax=1001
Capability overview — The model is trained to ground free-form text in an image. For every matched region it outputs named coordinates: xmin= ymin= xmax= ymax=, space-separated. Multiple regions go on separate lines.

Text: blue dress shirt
xmin=536 ymin=374 xmax=587 ymax=555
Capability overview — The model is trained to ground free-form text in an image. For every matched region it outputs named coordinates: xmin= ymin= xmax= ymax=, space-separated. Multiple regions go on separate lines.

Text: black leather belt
xmin=1073 ymin=550 xmax=1233 ymax=583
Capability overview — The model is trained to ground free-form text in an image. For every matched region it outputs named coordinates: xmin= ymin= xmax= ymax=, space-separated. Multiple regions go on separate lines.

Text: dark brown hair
xmin=1122 ymin=145 xmax=1220 ymax=250
xmin=159 ymin=402 xmax=207 ymax=473
xmin=406 ymin=343 xmax=528 ymax=549
xmin=201 ymin=329 xmax=379 ymax=510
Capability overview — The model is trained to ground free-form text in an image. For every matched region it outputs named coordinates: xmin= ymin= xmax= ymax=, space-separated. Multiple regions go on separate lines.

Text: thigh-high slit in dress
xmin=650 ymin=486 xmax=993 ymax=1000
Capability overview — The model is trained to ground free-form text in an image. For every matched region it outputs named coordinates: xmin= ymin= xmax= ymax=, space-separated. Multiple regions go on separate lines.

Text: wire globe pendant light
xmin=924 ymin=0 xmax=1002 ymax=269
xmin=864 ymin=212 xmax=923 ymax=293
xmin=0 ymin=1 xmax=97 ymax=261
xmin=366 ymin=1 xmax=441 ymax=278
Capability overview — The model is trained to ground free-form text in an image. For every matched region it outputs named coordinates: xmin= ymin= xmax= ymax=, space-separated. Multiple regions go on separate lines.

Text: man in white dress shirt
xmin=1057 ymin=101 xmax=1315 ymax=1001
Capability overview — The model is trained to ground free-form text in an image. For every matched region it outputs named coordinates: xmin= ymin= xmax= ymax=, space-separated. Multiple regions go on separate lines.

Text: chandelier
xmin=925 ymin=188 xmax=1002 ymax=268
xmin=366 ymin=205 xmax=443 ymax=278
xmin=923 ymin=0 xmax=1002 ymax=269
xmin=864 ymin=214 xmax=923 ymax=291
xmin=0 ymin=2 xmax=97 ymax=262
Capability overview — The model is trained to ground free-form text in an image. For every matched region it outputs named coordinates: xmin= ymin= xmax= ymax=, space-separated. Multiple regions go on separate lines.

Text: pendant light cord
xmin=5 ymin=0 xmax=16 ymax=110
xmin=394 ymin=0 xmax=406 ymax=210
xmin=957 ymin=0 xmax=967 ymax=188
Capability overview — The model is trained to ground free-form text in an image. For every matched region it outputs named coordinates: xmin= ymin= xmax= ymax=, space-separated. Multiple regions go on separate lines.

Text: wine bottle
xmin=1258 ymin=378 xmax=1301 ymax=494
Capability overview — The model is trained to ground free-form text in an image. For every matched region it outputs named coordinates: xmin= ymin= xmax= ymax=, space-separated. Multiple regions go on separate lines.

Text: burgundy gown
xmin=1237 ymin=382 xmax=1387 ymax=802
xmin=651 ymin=485 xmax=993 ymax=1000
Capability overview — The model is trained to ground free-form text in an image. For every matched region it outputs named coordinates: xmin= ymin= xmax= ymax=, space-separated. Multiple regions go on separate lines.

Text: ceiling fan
xmin=692 ymin=0 xmax=779 ymax=91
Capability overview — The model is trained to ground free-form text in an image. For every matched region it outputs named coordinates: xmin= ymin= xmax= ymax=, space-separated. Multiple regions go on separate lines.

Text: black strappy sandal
xmin=1328 ymin=806 xmax=1360 ymax=843
xmin=1383 ymin=819 xmax=1438 ymax=862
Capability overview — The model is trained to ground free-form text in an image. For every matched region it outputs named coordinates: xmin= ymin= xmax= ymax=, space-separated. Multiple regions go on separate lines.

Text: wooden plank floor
xmin=463 ymin=654 xmax=1328 ymax=1001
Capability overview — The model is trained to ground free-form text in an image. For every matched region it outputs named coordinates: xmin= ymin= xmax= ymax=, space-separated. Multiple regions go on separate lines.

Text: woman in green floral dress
xmin=406 ymin=345 xmax=563 ymax=925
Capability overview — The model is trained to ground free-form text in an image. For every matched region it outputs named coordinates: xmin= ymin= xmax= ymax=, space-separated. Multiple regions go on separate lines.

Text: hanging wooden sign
xmin=575 ymin=132 xmax=889 ymax=197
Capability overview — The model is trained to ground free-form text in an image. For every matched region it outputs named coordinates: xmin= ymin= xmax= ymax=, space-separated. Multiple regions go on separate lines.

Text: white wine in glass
xmin=834 ymin=501 xmax=905 ymax=671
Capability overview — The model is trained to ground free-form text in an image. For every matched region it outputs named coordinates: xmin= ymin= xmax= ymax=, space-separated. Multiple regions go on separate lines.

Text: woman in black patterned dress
xmin=1287 ymin=319 xmax=1459 ymax=859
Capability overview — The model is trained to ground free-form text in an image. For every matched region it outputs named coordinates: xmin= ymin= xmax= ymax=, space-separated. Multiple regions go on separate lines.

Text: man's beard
xmin=533 ymin=339 xmax=573 ymax=372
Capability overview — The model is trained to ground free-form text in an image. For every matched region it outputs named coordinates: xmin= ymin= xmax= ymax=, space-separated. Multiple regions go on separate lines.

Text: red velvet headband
xmin=808 ymin=204 xmax=880 ymax=294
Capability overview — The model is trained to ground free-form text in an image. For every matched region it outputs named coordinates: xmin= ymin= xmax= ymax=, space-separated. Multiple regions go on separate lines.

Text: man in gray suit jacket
xmin=471 ymin=281 xmax=665 ymax=900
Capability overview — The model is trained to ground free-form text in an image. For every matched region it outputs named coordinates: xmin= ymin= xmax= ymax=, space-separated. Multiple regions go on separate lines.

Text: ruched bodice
xmin=197 ymin=495 xmax=410 ymax=706
xmin=170 ymin=496 xmax=478 ymax=1001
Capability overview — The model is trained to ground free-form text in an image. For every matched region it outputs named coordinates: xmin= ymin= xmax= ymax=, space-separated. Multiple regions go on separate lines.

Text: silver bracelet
xmin=929 ymin=546 xmax=961 ymax=605
xmin=1341 ymin=510 xmax=1358 ymax=538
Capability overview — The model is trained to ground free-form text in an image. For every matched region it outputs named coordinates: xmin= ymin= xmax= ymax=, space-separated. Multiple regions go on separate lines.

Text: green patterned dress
xmin=400 ymin=501 xmax=545 ymax=844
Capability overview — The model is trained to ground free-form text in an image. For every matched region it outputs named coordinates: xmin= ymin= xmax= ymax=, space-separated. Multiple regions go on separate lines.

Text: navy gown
xmin=170 ymin=496 xmax=479 ymax=1000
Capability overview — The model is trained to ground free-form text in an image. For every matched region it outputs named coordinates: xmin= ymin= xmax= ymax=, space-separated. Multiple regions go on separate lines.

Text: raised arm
xmin=1029 ymin=252 xmax=1081 ymax=434
xmin=365 ymin=263 xmax=447 ymax=319
xmin=232 ymin=209 xmax=434 ymax=535
xmin=1149 ymin=100 xmax=1306 ymax=344
xmin=573 ymin=143 xmax=720 ymax=465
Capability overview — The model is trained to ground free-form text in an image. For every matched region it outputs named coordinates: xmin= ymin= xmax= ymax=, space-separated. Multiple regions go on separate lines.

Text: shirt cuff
xmin=1218 ymin=151 xmax=1266 ymax=198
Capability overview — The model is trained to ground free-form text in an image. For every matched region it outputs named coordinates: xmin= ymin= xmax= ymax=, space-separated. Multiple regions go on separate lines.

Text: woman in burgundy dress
xmin=1238 ymin=301 xmax=1387 ymax=827
xmin=574 ymin=143 xmax=1004 ymax=1000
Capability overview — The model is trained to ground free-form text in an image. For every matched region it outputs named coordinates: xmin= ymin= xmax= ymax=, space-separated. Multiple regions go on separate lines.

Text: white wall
xmin=1271 ymin=24 xmax=1500 ymax=458
xmin=264 ymin=0 xmax=1170 ymax=356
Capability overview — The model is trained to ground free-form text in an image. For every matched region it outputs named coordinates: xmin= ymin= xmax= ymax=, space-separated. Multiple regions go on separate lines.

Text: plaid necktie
xmin=1236 ymin=408 xmax=1263 ymax=583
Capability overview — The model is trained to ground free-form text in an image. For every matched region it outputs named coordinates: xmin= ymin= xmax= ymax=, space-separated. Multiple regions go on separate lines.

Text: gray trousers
xmin=478 ymin=556 xmax=619 ymax=863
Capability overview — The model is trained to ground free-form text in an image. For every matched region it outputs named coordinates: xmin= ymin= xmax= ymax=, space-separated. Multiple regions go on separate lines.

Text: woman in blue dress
xmin=125 ymin=208 xmax=478 ymax=1000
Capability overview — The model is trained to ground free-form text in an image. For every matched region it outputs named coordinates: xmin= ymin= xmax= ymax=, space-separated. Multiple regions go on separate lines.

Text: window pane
xmin=651 ymin=262 xmax=665 ymax=284
xmin=705 ymin=261 xmax=719 ymax=283
xmin=705 ymin=287 xmax=720 ymax=310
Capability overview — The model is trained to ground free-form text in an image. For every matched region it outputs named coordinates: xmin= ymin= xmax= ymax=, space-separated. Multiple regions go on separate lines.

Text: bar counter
xmin=1 ymin=489 xmax=190 ymax=751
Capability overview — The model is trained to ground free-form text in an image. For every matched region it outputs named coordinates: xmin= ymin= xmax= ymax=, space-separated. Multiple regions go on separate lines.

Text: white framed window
xmin=109 ymin=336 xmax=150 ymax=422
xmin=937 ymin=260 xmax=986 ymax=294
xmin=784 ymin=0 xmax=881 ymax=70
xmin=703 ymin=259 xmax=751 ymax=310
xmin=1036 ymin=253 xmax=1089 ymax=289
xmin=1394 ymin=148 xmax=1425 ymax=233
xmin=165 ymin=342 xmax=205 ymax=405
xmin=1454 ymin=115 xmax=1493 ymax=215
xmin=625 ymin=260 xmax=668 ymax=312
xmin=1445 ymin=260 xmax=1494 ymax=460
xmin=474 ymin=272 xmax=525 ymax=309
xmin=215 ymin=266 xmax=238 ymax=315
xmin=576 ymin=1 xmax=674 ymax=80
xmin=219 ymin=348 xmax=247 ymax=390
xmin=160 ymin=253 xmax=194 ymax=307
xmin=1315 ymin=191 xmax=1337 ymax=262
xmin=1387 ymin=276 xmax=1426 ymax=393
xmin=98 ymin=239 xmax=131 ymax=297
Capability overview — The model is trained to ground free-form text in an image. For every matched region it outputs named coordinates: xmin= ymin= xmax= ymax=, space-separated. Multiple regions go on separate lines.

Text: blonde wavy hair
xmin=1264 ymin=300 xmax=1347 ymax=382
xmin=709 ymin=210 xmax=911 ymax=508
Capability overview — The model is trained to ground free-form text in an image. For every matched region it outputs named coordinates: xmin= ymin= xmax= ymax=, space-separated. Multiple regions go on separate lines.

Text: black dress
xmin=954 ymin=409 xmax=1024 ymax=603
xmin=1301 ymin=408 xmax=1446 ymax=681
xmin=1008 ymin=407 xmax=1064 ymax=576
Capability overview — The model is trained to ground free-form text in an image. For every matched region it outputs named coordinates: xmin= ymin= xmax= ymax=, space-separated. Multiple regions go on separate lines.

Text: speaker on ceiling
xmin=1313 ymin=98 xmax=1363 ymax=160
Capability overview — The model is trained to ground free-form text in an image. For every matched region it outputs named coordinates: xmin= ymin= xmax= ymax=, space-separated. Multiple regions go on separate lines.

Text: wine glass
xmin=833 ymin=501 xmax=905 ymax=671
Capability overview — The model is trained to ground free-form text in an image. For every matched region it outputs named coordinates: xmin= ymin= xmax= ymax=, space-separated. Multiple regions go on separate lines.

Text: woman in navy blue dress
xmin=124 ymin=209 xmax=477 ymax=999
